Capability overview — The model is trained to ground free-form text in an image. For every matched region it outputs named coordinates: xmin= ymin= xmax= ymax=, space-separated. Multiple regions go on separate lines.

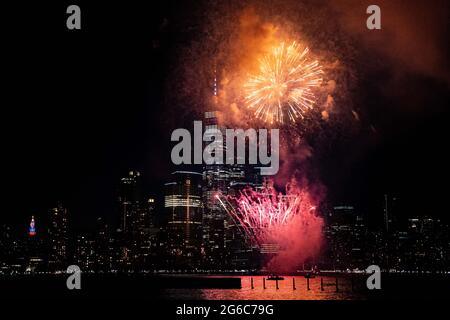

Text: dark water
xmin=162 ymin=274 xmax=450 ymax=300
xmin=1 ymin=274 xmax=449 ymax=300
xmin=163 ymin=276 xmax=363 ymax=300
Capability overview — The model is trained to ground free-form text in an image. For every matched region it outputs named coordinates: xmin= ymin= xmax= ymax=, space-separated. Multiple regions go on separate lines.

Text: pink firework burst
xmin=217 ymin=181 xmax=323 ymax=247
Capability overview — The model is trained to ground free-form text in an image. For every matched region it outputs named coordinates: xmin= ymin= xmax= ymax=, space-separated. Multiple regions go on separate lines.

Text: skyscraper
xmin=202 ymin=111 xmax=233 ymax=269
xmin=48 ymin=203 xmax=68 ymax=271
xmin=28 ymin=216 xmax=36 ymax=236
xmin=384 ymin=194 xmax=401 ymax=233
xmin=165 ymin=171 xmax=203 ymax=269
xmin=26 ymin=216 xmax=44 ymax=273
xmin=202 ymin=109 xmax=261 ymax=270
xmin=0 ymin=225 xmax=14 ymax=272
xmin=74 ymin=234 xmax=95 ymax=271
xmin=325 ymin=205 xmax=358 ymax=270
xmin=119 ymin=170 xmax=142 ymax=234
xmin=94 ymin=217 xmax=111 ymax=272
xmin=134 ymin=197 xmax=158 ymax=270
xmin=117 ymin=170 xmax=142 ymax=269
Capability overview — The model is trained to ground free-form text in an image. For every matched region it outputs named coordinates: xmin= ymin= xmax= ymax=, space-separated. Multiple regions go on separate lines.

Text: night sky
xmin=2 ymin=1 xmax=449 ymax=232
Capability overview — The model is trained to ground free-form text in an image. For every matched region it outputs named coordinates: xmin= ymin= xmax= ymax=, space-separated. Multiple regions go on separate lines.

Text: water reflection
xmin=163 ymin=276 xmax=365 ymax=300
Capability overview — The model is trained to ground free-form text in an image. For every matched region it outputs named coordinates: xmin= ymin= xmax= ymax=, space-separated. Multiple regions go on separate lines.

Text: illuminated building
xmin=165 ymin=171 xmax=203 ymax=269
xmin=134 ymin=197 xmax=158 ymax=270
xmin=94 ymin=217 xmax=112 ymax=272
xmin=0 ymin=225 xmax=14 ymax=272
xmin=324 ymin=205 xmax=365 ymax=270
xmin=117 ymin=170 xmax=142 ymax=270
xmin=384 ymin=194 xmax=400 ymax=234
xmin=48 ymin=203 xmax=68 ymax=271
xmin=26 ymin=216 xmax=44 ymax=273
xmin=202 ymin=108 xmax=264 ymax=270
xmin=74 ymin=234 xmax=96 ymax=271
xmin=0 ymin=225 xmax=26 ymax=273
xmin=202 ymin=111 xmax=235 ymax=269
xmin=119 ymin=170 xmax=142 ymax=234
xmin=28 ymin=216 xmax=36 ymax=236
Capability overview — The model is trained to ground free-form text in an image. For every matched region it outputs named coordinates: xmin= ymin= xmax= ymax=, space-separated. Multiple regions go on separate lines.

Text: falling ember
xmin=217 ymin=181 xmax=323 ymax=271
xmin=244 ymin=41 xmax=323 ymax=124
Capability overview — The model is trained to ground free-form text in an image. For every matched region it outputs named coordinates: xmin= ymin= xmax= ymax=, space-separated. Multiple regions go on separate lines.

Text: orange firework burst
xmin=244 ymin=41 xmax=323 ymax=124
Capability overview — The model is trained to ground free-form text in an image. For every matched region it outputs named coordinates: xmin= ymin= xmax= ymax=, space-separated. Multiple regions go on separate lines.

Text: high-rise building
xmin=165 ymin=171 xmax=203 ymax=269
xmin=26 ymin=216 xmax=44 ymax=273
xmin=134 ymin=197 xmax=158 ymax=270
xmin=0 ymin=225 xmax=13 ymax=272
xmin=48 ymin=203 xmax=68 ymax=271
xmin=324 ymin=205 xmax=368 ymax=270
xmin=202 ymin=111 xmax=234 ymax=269
xmin=0 ymin=225 xmax=27 ymax=273
xmin=28 ymin=216 xmax=36 ymax=236
xmin=74 ymin=234 xmax=95 ymax=271
xmin=117 ymin=170 xmax=142 ymax=269
xmin=119 ymin=170 xmax=142 ymax=234
xmin=384 ymin=194 xmax=401 ymax=233
xmin=94 ymin=217 xmax=111 ymax=272
xmin=202 ymin=109 xmax=262 ymax=270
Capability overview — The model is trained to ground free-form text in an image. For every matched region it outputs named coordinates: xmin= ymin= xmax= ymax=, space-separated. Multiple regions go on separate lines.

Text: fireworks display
xmin=244 ymin=41 xmax=323 ymax=124
xmin=170 ymin=4 xmax=350 ymax=270
xmin=217 ymin=181 xmax=322 ymax=247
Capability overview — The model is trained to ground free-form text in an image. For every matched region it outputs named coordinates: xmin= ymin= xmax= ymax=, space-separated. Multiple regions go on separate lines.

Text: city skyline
xmin=2 ymin=158 xmax=449 ymax=274
xmin=1 ymin=1 xmax=449 ymax=307
xmin=2 ymin=108 xmax=448 ymax=273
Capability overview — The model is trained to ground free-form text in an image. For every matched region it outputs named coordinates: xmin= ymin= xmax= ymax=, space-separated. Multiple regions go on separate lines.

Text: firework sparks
xmin=244 ymin=41 xmax=323 ymax=124
xmin=217 ymin=182 xmax=320 ymax=247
